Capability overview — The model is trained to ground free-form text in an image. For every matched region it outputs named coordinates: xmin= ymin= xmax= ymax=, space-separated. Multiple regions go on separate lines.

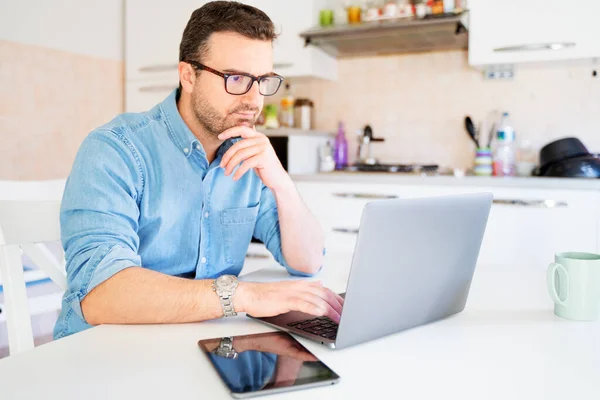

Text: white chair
xmin=0 ymin=179 xmax=67 ymax=355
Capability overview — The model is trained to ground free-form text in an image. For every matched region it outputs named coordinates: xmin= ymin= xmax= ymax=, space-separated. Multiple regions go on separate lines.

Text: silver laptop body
xmin=250 ymin=193 xmax=493 ymax=350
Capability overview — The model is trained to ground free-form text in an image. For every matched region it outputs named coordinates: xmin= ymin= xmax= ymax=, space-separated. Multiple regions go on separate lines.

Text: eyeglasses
xmin=184 ymin=60 xmax=284 ymax=96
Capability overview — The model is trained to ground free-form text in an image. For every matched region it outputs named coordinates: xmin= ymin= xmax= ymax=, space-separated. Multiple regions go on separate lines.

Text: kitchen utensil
xmin=536 ymin=137 xmax=600 ymax=178
xmin=539 ymin=137 xmax=590 ymax=169
xmin=464 ymin=116 xmax=479 ymax=147
xmin=538 ymin=155 xmax=600 ymax=178
xmin=483 ymin=109 xmax=500 ymax=148
xmin=474 ymin=148 xmax=493 ymax=176
xmin=487 ymin=122 xmax=496 ymax=148
xmin=359 ymin=125 xmax=384 ymax=165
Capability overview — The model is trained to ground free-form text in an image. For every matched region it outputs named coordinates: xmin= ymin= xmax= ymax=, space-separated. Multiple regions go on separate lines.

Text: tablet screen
xmin=198 ymin=331 xmax=340 ymax=396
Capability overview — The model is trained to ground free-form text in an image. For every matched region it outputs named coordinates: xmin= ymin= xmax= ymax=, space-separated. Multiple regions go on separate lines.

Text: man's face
xmin=190 ymin=32 xmax=274 ymax=137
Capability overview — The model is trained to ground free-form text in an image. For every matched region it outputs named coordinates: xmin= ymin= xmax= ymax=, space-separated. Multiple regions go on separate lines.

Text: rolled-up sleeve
xmin=60 ymin=129 xmax=144 ymax=308
xmin=252 ymin=185 xmax=319 ymax=277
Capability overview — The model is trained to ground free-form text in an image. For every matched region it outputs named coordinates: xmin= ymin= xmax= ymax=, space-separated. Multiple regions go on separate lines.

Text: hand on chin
xmin=217 ymin=126 xmax=289 ymax=190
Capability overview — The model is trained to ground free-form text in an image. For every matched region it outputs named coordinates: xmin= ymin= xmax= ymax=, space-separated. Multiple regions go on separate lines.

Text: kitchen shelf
xmin=300 ymin=12 xmax=468 ymax=58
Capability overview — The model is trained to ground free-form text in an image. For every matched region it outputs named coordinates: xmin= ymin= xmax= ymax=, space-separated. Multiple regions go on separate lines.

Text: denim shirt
xmin=54 ymin=89 xmax=311 ymax=339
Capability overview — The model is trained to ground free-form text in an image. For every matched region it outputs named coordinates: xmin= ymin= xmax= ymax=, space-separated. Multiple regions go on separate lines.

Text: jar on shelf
xmin=293 ymin=98 xmax=314 ymax=131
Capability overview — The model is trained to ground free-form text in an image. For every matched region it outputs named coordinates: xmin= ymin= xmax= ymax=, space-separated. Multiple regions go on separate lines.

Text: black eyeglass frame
xmin=184 ymin=60 xmax=284 ymax=96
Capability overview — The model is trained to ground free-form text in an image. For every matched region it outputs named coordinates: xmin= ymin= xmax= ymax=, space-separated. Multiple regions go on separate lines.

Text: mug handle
xmin=547 ymin=262 xmax=569 ymax=306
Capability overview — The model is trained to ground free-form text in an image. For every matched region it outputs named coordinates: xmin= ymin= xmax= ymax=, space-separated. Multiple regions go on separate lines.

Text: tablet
xmin=198 ymin=331 xmax=340 ymax=398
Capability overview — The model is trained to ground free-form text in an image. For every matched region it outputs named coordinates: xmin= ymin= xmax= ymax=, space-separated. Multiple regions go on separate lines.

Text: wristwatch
xmin=212 ymin=274 xmax=239 ymax=317
xmin=213 ymin=337 xmax=238 ymax=359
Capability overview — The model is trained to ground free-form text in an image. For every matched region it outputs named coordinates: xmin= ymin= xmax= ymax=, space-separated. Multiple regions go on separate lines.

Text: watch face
xmin=217 ymin=275 xmax=238 ymax=291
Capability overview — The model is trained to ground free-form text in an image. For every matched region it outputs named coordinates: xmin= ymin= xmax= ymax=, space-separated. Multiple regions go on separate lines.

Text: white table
xmin=0 ymin=258 xmax=599 ymax=400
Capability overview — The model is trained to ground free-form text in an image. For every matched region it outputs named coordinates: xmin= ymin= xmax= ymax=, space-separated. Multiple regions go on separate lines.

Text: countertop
xmin=291 ymin=172 xmax=600 ymax=191
xmin=1 ymin=259 xmax=598 ymax=400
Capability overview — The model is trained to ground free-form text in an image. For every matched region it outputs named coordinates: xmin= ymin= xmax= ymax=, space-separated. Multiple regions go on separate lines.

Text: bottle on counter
xmin=263 ymin=104 xmax=279 ymax=129
xmin=334 ymin=122 xmax=348 ymax=170
xmin=319 ymin=140 xmax=336 ymax=172
xmin=279 ymin=83 xmax=295 ymax=128
xmin=492 ymin=112 xmax=517 ymax=177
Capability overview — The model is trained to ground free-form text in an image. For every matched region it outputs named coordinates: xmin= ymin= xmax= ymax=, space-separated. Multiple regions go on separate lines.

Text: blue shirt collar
xmin=160 ymin=89 xmax=240 ymax=160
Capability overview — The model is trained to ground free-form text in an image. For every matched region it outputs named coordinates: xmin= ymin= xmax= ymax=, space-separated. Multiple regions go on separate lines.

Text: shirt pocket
xmin=221 ymin=205 xmax=259 ymax=266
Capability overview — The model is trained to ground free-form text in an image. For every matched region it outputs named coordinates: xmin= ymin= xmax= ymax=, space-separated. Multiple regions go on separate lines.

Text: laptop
xmin=250 ymin=192 xmax=493 ymax=350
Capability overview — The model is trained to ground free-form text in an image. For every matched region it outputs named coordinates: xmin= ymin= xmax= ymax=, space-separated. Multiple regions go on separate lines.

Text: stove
xmin=344 ymin=163 xmax=439 ymax=174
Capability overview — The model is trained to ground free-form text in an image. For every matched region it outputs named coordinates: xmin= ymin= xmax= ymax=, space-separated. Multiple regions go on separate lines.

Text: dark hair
xmin=179 ymin=1 xmax=277 ymax=63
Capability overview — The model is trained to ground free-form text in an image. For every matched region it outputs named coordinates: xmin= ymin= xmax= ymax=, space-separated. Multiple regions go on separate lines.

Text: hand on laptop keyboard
xmin=235 ymin=280 xmax=344 ymax=323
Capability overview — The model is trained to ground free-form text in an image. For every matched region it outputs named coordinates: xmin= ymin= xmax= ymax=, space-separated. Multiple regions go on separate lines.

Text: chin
xmin=234 ymin=119 xmax=255 ymax=128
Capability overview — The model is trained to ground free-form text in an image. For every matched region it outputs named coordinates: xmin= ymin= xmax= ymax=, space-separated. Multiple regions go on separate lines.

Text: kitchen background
xmin=2 ymin=0 xmax=600 ymax=180
xmin=271 ymin=54 xmax=600 ymax=169
xmin=3 ymin=0 xmax=600 ymax=359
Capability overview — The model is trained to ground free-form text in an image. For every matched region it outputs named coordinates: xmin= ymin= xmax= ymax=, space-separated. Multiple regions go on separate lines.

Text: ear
xmin=178 ymin=61 xmax=196 ymax=94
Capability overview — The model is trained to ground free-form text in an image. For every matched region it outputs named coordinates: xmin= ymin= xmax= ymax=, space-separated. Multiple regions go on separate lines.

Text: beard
xmin=191 ymin=88 xmax=259 ymax=137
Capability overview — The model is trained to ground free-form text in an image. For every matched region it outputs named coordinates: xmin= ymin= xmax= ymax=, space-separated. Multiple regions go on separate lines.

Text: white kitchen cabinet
xmin=125 ymin=0 xmax=336 ymax=83
xmin=125 ymin=0 xmax=207 ymax=83
xmin=244 ymin=0 xmax=337 ymax=80
xmin=468 ymin=0 xmax=600 ymax=67
xmin=296 ymin=182 xmax=450 ymax=258
xmin=295 ymin=180 xmax=600 ymax=269
xmin=125 ymin=80 xmax=177 ymax=113
xmin=475 ymin=187 xmax=599 ymax=268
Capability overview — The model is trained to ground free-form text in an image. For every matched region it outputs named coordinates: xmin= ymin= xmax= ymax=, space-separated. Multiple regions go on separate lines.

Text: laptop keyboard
xmin=287 ymin=316 xmax=338 ymax=340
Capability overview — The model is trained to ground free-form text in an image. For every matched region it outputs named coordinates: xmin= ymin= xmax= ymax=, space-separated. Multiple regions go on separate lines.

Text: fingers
xmin=333 ymin=292 xmax=345 ymax=308
xmin=233 ymin=155 xmax=261 ymax=181
xmin=217 ymin=126 xmax=261 ymax=141
xmin=219 ymin=137 xmax=264 ymax=169
xmin=223 ymin=146 xmax=263 ymax=176
xmin=289 ymin=297 xmax=339 ymax=322
xmin=304 ymin=283 xmax=343 ymax=317
xmin=290 ymin=290 xmax=341 ymax=324
xmin=306 ymin=282 xmax=344 ymax=311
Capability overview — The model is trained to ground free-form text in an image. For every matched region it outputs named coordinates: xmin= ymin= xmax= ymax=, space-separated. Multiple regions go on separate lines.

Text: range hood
xmin=300 ymin=13 xmax=468 ymax=58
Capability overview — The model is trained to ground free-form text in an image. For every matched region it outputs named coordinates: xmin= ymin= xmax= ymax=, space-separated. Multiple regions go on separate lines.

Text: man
xmin=54 ymin=1 xmax=343 ymax=339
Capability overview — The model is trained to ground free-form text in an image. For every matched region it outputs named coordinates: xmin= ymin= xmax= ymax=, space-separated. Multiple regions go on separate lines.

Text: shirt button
xmin=201 ymin=257 xmax=207 ymax=264
xmin=183 ymin=148 xmax=189 ymax=154
xmin=204 ymin=212 xmax=209 ymax=218
xmin=196 ymin=144 xmax=202 ymax=151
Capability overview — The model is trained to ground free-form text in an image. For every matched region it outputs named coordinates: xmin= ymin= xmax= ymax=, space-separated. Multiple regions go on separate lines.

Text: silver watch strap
xmin=220 ymin=294 xmax=237 ymax=317
xmin=220 ymin=337 xmax=233 ymax=350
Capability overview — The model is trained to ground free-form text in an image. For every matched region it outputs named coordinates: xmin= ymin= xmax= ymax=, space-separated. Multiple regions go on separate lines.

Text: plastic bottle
xmin=492 ymin=112 xmax=517 ymax=177
xmin=334 ymin=122 xmax=348 ymax=170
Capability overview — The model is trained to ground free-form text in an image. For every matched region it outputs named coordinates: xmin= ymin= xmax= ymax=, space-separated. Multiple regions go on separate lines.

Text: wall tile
xmin=0 ymin=40 xmax=123 ymax=180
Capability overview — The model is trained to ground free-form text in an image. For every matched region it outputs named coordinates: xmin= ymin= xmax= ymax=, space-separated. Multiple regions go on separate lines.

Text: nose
xmin=241 ymin=80 xmax=263 ymax=105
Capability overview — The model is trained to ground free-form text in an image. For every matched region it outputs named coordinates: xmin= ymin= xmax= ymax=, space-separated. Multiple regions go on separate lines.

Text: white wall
xmin=0 ymin=0 xmax=124 ymax=60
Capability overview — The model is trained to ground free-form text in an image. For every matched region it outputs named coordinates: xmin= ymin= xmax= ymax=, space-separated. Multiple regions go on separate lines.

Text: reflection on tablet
xmin=198 ymin=331 xmax=340 ymax=398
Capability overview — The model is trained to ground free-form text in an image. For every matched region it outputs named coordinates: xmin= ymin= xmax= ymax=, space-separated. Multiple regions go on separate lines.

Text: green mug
xmin=547 ymin=252 xmax=600 ymax=321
